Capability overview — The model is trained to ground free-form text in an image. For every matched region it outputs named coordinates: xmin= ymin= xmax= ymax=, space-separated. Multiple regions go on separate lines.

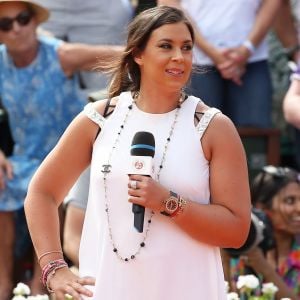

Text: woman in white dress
xmin=24 ymin=6 xmax=251 ymax=300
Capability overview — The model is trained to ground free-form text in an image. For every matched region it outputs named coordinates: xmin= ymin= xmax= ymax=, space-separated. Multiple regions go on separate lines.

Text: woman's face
xmin=267 ymin=182 xmax=300 ymax=235
xmin=0 ymin=2 xmax=37 ymax=53
xmin=134 ymin=21 xmax=193 ymax=92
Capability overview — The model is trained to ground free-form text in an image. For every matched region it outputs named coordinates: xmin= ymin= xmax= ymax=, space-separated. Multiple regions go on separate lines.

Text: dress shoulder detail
xmin=196 ymin=107 xmax=221 ymax=139
xmin=84 ymin=102 xmax=106 ymax=128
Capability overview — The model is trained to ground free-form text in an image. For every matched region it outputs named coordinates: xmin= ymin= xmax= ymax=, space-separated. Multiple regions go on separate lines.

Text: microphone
xmin=129 ymin=131 xmax=155 ymax=233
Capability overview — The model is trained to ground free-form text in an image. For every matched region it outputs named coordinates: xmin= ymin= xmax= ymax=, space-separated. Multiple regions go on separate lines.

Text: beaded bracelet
xmin=45 ymin=264 xmax=68 ymax=293
xmin=41 ymin=259 xmax=68 ymax=292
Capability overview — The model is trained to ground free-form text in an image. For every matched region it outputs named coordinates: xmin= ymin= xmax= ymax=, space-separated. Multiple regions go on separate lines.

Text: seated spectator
xmin=0 ymin=0 xmax=122 ymax=298
xmin=222 ymin=165 xmax=300 ymax=299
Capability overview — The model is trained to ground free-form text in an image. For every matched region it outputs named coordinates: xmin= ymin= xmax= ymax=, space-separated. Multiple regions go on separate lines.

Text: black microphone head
xmin=131 ymin=131 xmax=155 ymax=157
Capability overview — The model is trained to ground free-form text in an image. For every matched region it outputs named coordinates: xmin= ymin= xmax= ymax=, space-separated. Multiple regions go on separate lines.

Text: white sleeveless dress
xmin=80 ymin=91 xmax=226 ymax=299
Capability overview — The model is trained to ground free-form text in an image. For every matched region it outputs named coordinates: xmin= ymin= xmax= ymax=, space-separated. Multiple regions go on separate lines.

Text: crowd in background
xmin=0 ymin=0 xmax=300 ymax=299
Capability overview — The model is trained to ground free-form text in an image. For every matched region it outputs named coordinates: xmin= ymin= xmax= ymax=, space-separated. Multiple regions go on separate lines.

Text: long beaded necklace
xmin=102 ymin=92 xmax=184 ymax=262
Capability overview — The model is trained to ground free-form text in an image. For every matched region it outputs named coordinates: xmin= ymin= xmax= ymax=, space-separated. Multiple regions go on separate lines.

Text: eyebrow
xmin=157 ymin=38 xmax=193 ymax=43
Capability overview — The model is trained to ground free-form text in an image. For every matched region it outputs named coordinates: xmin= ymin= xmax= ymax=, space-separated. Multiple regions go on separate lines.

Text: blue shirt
xmin=0 ymin=35 xmax=85 ymax=210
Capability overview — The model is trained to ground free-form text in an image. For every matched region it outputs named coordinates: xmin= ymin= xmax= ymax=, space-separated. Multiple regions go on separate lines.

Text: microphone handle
xmin=131 ymin=174 xmax=150 ymax=233
xmin=132 ymin=204 xmax=145 ymax=233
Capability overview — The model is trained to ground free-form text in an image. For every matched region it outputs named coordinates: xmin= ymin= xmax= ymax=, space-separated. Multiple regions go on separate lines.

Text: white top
xmin=80 ymin=91 xmax=226 ymax=300
xmin=181 ymin=0 xmax=268 ymax=65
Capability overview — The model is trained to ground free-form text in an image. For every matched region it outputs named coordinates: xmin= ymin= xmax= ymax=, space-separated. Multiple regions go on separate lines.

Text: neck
xmin=9 ymin=41 xmax=39 ymax=68
xmin=135 ymin=89 xmax=182 ymax=114
xmin=274 ymin=231 xmax=293 ymax=258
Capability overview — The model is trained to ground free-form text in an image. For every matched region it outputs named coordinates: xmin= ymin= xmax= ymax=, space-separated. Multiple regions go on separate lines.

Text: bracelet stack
xmin=41 ymin=259 xmax=68 ymax=293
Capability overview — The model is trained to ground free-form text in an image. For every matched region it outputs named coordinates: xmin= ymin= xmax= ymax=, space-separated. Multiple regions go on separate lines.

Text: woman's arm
xmin=24 ymin=101 xmax=106 ymax=298
xmin=283 ymin=79 xmax=300 ymax=129
xmin=128 ymin=113 xmax=251 ymax=248
xmin=273 ymin=0 xmax=300 ymax=62
xmin=0 ymin=149 xmax=13 ymax=190
xmin=174 ymin=114 xmax=251 ymax=247
xmin=58 ymin=43 xmax=124 ymax=77
xmin=244 ymin=0 xmax=281 ymax=49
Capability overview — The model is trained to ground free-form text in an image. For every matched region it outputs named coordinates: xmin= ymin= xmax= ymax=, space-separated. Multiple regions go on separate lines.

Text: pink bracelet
xmin=45 ymin=264 xmax=68 ymax=293
xmin=41 ymin=259 xmax=68 ymax=289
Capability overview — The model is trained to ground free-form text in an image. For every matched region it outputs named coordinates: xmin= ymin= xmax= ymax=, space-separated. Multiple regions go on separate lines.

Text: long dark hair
xmin=251 ymin=165 xmax=300 ymax=209
xmin=106 ymin=6 xmax=194 ymax=99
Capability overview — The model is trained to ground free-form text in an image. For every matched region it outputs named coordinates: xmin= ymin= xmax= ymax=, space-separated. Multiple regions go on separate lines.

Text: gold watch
xmin=161 ymin=191 xmax=179 ymax=217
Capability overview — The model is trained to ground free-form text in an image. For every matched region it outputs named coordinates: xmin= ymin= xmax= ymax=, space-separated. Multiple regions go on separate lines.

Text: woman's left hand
xmin=128 ymin=175 xmax=169 ymax=213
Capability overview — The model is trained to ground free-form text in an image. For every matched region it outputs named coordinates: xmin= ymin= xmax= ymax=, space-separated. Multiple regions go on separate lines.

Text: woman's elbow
xmin=231 ymin=218 xmax=251 ymax=248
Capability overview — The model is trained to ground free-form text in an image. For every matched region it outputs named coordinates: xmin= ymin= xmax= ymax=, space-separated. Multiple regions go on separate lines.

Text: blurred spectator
xmin=273 ymin=0 xmax=300 ymax=169
xmin=134 ymin=0 xmax=157 ymax=15
xmin=274 ymin=0 xmax=300 ymax=64
xmin=281 ymin=0 xmax=300 ymax=128
xmin=222 ymin=165 xmax=300 ymax=299
xmin=0 ymin=0 xmax=122 ymax=298
xmin=283 ymin=66 xmax=300 ymax=129
xmin=63 ymin=167 xmax=90 ymax=268
xmin=158 ymin=0 xmax=281 ymax=128
xmin=35 ymin=0 xmax=133 ymax=94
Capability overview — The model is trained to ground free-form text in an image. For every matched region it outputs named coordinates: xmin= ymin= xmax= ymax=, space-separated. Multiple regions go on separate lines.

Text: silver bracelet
xmin=242 ymin=40 xmax=255 ymax=55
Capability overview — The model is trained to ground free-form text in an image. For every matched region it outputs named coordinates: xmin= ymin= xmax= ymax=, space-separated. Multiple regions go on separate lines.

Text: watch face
xmin=165 ymin=197 xmax=179 ymax=213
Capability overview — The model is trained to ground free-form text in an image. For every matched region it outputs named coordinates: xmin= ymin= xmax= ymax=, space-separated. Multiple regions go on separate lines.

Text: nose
xmin=11 ymin=20 xmax=21 ymax=32
xmin=296 ymin=199 xmax=300 ymax=212
xmin=172 ymin=48 xmax=184 ymax=62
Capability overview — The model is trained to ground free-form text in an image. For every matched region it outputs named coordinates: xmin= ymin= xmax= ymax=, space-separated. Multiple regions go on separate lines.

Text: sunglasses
xmin=0 ymin=10 xmax=34 ymax=32
xmin=262 ymin=165 xmax=300 ymax=181
xmin=252 ymin=165 xmax=300 ymax=206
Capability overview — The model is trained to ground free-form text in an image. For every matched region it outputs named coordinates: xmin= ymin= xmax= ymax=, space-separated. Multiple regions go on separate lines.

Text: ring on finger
xmin=64 ymin=293 xmax=73 ymax=299
xmin=130 ymin=180 xmax=138 ymax=190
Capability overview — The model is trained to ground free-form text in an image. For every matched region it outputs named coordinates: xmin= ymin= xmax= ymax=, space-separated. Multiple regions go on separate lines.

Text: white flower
xmin=280 ymin=298 xmax=292 ymax=300
xmin=224 ymin=281 xmax=229 ymax=293
xmin=28 ymin=295 xmax=49 ymax=300
xmin=13 ymin=283 xmax=31 ymax=296
xmin=236 ymin=274 xmax=260 ymax=290
xmin=11 ymin=296 xmax=27 ymax=300
xmin=262 ymin=282 xmax=279 ymax=295
xmin=227 ymin=292 xmax=240 ymax=300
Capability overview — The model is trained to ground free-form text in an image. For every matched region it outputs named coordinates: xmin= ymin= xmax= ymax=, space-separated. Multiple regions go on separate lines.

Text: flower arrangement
xmin=11 ymin=283 xmax=73 ymax=300
xmin=11 ymin=283 xmax=49 ymax=300
xmin=226 ymin=275 xmax=291 ymax=300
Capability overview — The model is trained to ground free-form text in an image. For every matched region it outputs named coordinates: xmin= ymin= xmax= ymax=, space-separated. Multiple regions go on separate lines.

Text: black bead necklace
xmin=102 ymin=92 xmax=184 ymax=262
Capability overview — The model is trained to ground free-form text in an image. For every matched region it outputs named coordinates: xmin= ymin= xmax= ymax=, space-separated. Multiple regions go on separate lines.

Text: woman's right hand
xmin=48 ymin=267 xmax=95 ymax=299
xmin=0 ymin=150 xmax=13 ymax=190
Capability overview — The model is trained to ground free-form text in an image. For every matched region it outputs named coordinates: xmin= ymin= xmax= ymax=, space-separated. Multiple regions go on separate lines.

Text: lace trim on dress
xmin=196 ymin=107 xmax=221 ymax=140
xmin=84 ymin=102 xmax=106 ymax=128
